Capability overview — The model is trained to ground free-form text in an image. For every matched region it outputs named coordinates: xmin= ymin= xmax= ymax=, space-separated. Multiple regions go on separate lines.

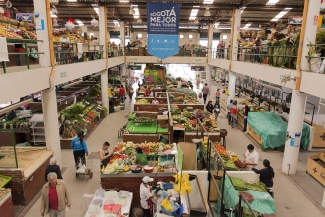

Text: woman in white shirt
xmin=140 ymin=176 xmax=156 ymax=217
xmin=243 ymin=144 xmax=259 ymax=170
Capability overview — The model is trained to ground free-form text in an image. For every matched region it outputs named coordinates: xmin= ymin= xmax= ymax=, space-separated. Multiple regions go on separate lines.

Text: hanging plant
xmin=65 ymin=21 xmax=75 ymax=31
xmin=91 ymin=18 xmax=99 ymax=28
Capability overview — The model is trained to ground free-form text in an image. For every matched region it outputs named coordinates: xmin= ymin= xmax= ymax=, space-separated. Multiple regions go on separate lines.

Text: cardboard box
xmin=306 ymin=151 xmax=325 ymax=186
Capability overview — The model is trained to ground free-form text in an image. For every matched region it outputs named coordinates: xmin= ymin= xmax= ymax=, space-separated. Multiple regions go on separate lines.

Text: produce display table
xmin=101 ymin=173 xmax=175 ymax=205
xmin=0 ymin=190 xmax=14 ymax=217
xmin=84 ymin=191 xmax=133 ymax=217
xmin=184 ymin=131 xmax=220 ymax=143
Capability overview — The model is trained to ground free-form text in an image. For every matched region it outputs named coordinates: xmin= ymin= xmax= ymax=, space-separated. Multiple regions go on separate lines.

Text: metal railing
xmin=53 ymin=42 xmax=104 ymax=65
xmin=233 ymin=45 xmax=298 ymax=70
xmin=124 ymin=46 xmax=210 ymax=57
xmin=1 ymin=38 xmax=44 ymax=74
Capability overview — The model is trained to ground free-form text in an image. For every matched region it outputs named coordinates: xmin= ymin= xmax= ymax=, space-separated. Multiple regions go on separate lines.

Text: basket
xmin=162 ymin=183 xmax=173 ymax=191
xmin=144 ymin=166 xmax=153 ymax=173
xmin=131 ymin=168 xmax=142 ymax=173
xmin=0 ymin=175 xmax=12 ymax=188
xmin=161 ymin=207 xmax=178 ymax=216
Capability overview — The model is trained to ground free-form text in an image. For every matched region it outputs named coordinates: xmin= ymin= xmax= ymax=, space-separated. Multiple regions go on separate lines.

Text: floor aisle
xmin=17 ymin=95 xmax=325 ymax=217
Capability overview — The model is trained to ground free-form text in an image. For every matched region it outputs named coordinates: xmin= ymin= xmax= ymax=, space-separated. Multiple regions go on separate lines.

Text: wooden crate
xmin=306 ymin=151 xmax=325 ymax=186
xmin=247 ymin=125 xmax=263 ymax=145
xmin=310 ymin=124 xmax=325 ymax=148
xmin=237 ymin=113 xmax=244 ymax=128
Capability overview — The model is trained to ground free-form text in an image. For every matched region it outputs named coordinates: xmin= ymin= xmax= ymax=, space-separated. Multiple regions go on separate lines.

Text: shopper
xmin=140 ymin=176 xmax=156 ymax=217
xmin=71 ymin=133 xmax=89 ymax=169
xmin=119 ymin=85 xmax=125 ymax=103
xmin=59 ymin=34 xmax=70 ymax=43
xmin=243 ymin=104 xmax=250 ymax=132
xmin=195 ymin=109 xmax=205 ymax=122
xmin=196 ymin=74 xmax=200 ymax=88
xmin=177 ymin=80 xmax=182 ymax=88
xmin=40 ymin=172 xmax=71 ymax=217
xmin=152 ymin=98 xmax=159 ymax=105
xmin=227 ymin=99 xmax=233 ymax=124
xmin=206 ymin=100 xmax=214 ymax=114
xmin=45 ymin=157 xmax=63 ymax=182
xmin=214 ymin=102 xmax=221 ymax=120
xmin=230 ymin=100 xmax=238 ymax=128
xmin=7 ymin=110 xmax=17 ymax=120
xmin=98 ymin=142 xmax=113 ymax=169
xmin=243 ymin=144 xmax=259 ymax=169
xmin=252 ymin=159 xmax=274 ymax=188
xmin=201 ymin=83 xmax=210 ymax=104
xmin=133 ymin=147 xmax=148 ymax=166
xmin=215 ymin=89 xmax=220 ymax=103
xmin=128 ymin=85 xmax=134 ymax=102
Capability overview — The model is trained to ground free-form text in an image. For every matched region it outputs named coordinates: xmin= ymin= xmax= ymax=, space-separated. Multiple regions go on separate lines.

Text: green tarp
xmin=215 ymin=175 xmax=276 ymax=216
xmin=247 ymin=112 xmax=310 ymax=150
xmin=125 ymin=121 xmax=157 ymax=134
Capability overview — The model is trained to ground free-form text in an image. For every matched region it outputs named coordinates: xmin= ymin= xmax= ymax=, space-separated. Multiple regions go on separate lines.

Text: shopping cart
xmin=75 ymin=156 xmax=93 ymax=179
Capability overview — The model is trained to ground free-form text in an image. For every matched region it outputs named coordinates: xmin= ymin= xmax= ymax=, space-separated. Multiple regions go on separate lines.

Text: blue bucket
xmin=161 ymin=207 xmax=178 ymax=216
xmin=162 ymin=183 xmax=173 ymax=191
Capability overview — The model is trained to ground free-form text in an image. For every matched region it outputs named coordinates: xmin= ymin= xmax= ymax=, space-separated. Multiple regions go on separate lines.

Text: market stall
xmin=134 ymin=98 xmax=168 ymax=112
xmin=247 ymin=112 xmax=310 ymax=151
xmin=0 ymin=188 xmax=14 ymax=217
xmin=0 ymin=146 xmax=52 ymax=205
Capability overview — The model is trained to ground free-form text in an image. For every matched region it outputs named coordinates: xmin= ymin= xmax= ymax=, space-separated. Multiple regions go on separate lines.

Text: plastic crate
xmin=0 ymin=175 xmax=12 ymax=188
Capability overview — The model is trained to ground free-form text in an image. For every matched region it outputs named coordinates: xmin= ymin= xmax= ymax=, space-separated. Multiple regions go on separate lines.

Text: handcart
xmin=75 ymin=156 xmax=93 ymax=179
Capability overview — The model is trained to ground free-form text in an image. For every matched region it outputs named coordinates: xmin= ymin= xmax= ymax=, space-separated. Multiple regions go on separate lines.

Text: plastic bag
xmin=161 ymin=198 xmax=173 ymax=211
xmin=198 ymin=93 xmax=202 ymax=99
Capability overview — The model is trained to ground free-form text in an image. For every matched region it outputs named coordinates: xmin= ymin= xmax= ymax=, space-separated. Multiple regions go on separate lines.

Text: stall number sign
xmin=314 ymin=16 xmax=318 ymax=25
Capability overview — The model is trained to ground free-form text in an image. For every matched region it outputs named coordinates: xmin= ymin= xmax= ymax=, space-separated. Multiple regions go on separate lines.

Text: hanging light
xmin=204 ymin=8 xmax=210 ymax=17
xmin=194 ymin=19 xmax=199 ymax=24
xmin=129 ymin=6 xmax=135 ymax=15
xmin=137 ymin=18 xmax=142 ymax=23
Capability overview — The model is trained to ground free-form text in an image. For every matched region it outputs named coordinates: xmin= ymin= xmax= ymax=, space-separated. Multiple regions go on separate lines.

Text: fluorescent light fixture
xmin=271 ymin=8 xmax=291 ymax=22
xmin=76 ymin=19 xmax=84 ymax=26
xmin=67 ymin=0 xmax=77 ymax=2
xmin=214 ymin=22 xmax=220 ymax=28
xmin=119 ymin=0 xmax=129 ymax=2
xmin=113 ymin=20 xmax=120 ymax=26
xmin=194 ymin=19 xmax=199 ymax=24
xmin=203 ymin=0 xmax=214 ymax=4
xmin=132 ymin=5 xmax=140 ymax=19
xmin=50 ymin=11 xmax=57 ymax=18
xmin=189 ymin=8 xmax=199 ymax=20
xmin=204 ymin=8 xmax=210 ymax=17
xmin=266 ymin=0 xmax=279 ymax=5
xmin=137 ymin=18 xmax=142 ymax=23
xmin=193 ymin=6 xmax=200 ymax=8
xmin=241 ymin=7 xmax=246 ymax=14
xmin=93 ymin=7 xmax=99 ymax=15
xmin=243 ymin=23 xmax=251 ymax=29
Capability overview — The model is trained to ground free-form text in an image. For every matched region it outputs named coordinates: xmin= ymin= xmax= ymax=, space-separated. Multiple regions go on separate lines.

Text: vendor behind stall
xmin=98 ymin=142 xmax=113 ymax=169
xmin=133 ymin=147 xmax=148 ymax=166
xmin=140 ymin=176 xmax=156 ymax=217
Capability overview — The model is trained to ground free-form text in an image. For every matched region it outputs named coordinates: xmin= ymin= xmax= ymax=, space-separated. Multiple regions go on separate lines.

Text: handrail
xmin=6 ymin=38 xmax=44 ymax=43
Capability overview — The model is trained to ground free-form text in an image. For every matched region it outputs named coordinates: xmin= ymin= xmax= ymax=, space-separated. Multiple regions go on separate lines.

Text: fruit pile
xmin=134 ymin=117 xmax=156 ymax=123
xmin=136 ymin=99 xmax=150 ymax=104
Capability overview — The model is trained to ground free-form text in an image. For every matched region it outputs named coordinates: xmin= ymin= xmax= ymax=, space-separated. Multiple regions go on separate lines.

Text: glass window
xmin=189 ymin=34 xmax=193 ymax=39
xmin=223 ymin=35 xmax=228 ymax=40
xmin=137 ymin=33 xmax=142 ymax=38
xmin=180 ymin=34 xmax=184 ymax=39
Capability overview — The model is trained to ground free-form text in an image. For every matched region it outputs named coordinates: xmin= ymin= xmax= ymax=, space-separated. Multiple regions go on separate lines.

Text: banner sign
xmin=191 ymin=66 xmax=205 ymax=71
xmin=288 ymin=16 xmax=303 ymax=24
xmin=127 ymin=65 xmax=142 ymax=70
xmin=147 ymin=2 xmax=180 ymax=59
xmin=16 ymin=13 xmax=34 ymax=21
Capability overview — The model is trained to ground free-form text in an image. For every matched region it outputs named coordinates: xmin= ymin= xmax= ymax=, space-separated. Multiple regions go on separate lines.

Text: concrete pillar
xmin=227 ymin=71 xmax=236 ymax=105
xmin=205 ymin=64 xmax=212 ymax=98
xmin=35 ymin=0 xmax=61 ymax=166
xmin=282 ymin=91 xmax=307 ymax=174
xmin=120 ymin=21 xmax=125 ymax=48
xmin=99 ymin=6 xmax=109 ymax=110
xmin=230 ymin=9 xmax=241 ymax=64
xmin=207 ymin=23 xmax=213 ymax=58
xmin=121 ymin=64 xmax=126 ymax=88
xmin=301 ymin=0 xmax=322 ymax=71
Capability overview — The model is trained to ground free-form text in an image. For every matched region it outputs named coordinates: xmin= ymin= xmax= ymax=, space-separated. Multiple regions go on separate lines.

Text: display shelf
xmin=32 ymin=122 xmax=44 ymax=128
xmin=31 ymin=136 xmax=46 ymax=143
xmin=33 ymin=129 xmax=45 ymax=136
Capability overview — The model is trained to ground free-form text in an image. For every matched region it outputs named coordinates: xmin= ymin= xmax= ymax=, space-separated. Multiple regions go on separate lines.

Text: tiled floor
xmin=16 ymin=90 xmax=325 ymax=217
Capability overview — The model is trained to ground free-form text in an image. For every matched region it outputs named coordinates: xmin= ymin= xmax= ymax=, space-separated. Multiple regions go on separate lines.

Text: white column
xmin=282 ymin=91 xmax=307 ymax=174
xmin=207 ymin=23 xmax=213 ymax=58
xmin=121 ymin=64 xmax=126 ymax=88
xmin=120 ymin=21 xmax=125 ymax=47
xmin=99 ymin=6 xmax=109 ymax=110
xmin=301 ymin=0 xmax=322 ymax=71
xmin=35 ymin=0 xmax=62 ymax=166
xmin=205 ymin=64 xmax=211 ymax=92
xmin=227 ymin=71 xmax=236 ymax=105
xmin=231 ymin=9 xmax=241 ymax=63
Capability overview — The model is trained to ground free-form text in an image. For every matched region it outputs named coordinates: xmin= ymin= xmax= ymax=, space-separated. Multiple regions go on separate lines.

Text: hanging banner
xmin=16 ymin=13 xmax=34 ymax=21
xmin=191 ymin=66 xmax=205 ymax=71
xmin=127 ymin=65 xmax=142 ymax=70
xmin=147 ymin=2 xmax=180 ymax=59
xmin=288 ymin=16 xmax=303 ymax=24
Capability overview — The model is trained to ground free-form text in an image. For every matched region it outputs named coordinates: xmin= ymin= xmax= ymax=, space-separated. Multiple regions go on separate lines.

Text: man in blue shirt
xmin=227 ymin=99 xmax=233 ymax=124
xmin=71 ymin=133 xmax=89 ymax=169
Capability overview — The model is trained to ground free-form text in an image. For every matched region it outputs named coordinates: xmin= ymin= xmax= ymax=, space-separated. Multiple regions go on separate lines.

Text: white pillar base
xmin=282 ymin=91 xmax=307 ymax=174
